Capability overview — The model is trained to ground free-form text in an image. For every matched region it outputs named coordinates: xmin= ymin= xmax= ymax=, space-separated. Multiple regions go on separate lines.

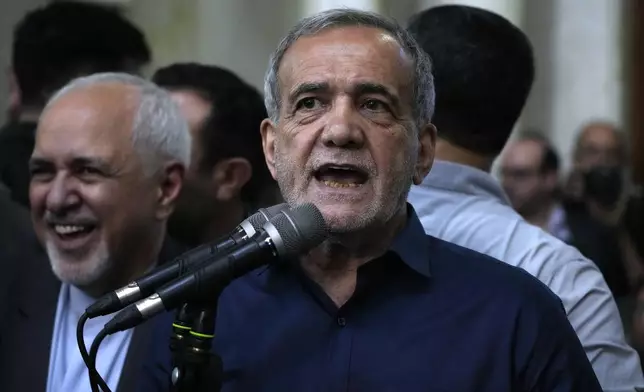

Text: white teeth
xmin=54 ymin=225 xmax=87 ymax=235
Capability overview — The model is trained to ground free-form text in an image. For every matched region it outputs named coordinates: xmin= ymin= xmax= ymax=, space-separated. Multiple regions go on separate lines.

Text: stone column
xmin=522 ymin=0 xmax=624 ymax=170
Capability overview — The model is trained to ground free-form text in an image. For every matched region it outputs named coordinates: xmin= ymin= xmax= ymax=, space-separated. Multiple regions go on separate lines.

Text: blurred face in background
xmin=167 ymin=89 xmax=252 ymax=245
xmin=574 ymin=123 xmax=623 ymax=172
xmin=501 ymin=139 xmax=558 ymax=216
xmin=166 ymin=89 xmax=218 ymax=245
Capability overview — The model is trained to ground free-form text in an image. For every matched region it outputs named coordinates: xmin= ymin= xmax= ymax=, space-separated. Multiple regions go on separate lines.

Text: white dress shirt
xmin=408 ymin=160 xmax=644 ymax=392
xmin=47 ymin=283 xmax=133 ymax=392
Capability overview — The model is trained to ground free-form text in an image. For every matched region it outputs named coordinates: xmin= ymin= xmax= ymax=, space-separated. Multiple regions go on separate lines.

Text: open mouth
xmin=313 ymin=164 xmax=369 ymax=188
xmin=50 ymin=223 xmax=96 ymax=241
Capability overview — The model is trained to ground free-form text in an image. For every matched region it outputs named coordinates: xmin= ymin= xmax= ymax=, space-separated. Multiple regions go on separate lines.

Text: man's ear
xmin=211 ymin=157 xmax=252 ymax=202
xmin=7 ymin=67 xmax=21 ymax=119
xmin=413 ymin=123 xmax=437 ymax=185
xmin=260 ymin=118 xmax=278 ymax=180
xmin=156 ymin=161 xmax=185 ymax=220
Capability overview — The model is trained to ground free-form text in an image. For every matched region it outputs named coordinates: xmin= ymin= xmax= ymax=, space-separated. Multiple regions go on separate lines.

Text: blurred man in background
xmin=406 ymin=5 xmax=644 ymax=390
xmin=500 ymin=131 xmax=569 ymax=241
xmin=562 ymin=121 xmax=642 ymax=298
xmin=0 ymin=1 xmax=151 ymax=208
xmin=0 ymin=73 xmax=188 ymax=392
xmin=565 ymin=121 xmax=626 ymax=201
xmin=153 ymin=63 xmax=280 ymax=246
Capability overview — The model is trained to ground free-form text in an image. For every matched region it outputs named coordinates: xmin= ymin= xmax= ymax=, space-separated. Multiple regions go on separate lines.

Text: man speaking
xmin=140 ymin=8 xmax=601 ymax=391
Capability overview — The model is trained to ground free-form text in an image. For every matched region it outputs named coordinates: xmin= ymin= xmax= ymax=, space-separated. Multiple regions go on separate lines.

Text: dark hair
xmin=408 ymin=5 xmax=535 ymax=156
xmin=12 ymin=1 xmax=150 ymax=108
xmin=152 ymin=63 xmax=273 ymax=205
xmin=517 ymin=130 xmax=560 ymax=173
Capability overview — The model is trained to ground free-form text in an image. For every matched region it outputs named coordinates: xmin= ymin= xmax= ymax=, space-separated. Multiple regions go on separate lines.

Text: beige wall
xmin=0 ymin=0 xmax=629 ymax=173
xmin=125 ymin=0 xmax=302 ymax=90
xmin=521 ymin=0 xmax=625 ymax=169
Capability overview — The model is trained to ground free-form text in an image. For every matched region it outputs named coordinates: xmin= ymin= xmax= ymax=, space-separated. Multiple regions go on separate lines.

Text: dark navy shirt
xmin=140 ymin=206 xmax=601 ymax=392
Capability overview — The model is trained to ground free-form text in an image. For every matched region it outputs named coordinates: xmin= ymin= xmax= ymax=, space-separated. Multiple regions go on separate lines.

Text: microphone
xmin=102 ymin=202 xmax=327 ymax=335
xmin=85 ymin=203 xmax=288 ymax=318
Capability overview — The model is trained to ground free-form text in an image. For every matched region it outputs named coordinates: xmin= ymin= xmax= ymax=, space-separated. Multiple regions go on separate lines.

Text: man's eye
xmin=30 ymin=168 xmax=51 ymax=178
xmin=363 ymin=99 xmax=387 ymax=112
xmin=296 ymin=97 xmax=320 ymax=111
xmin=79 ymin=167 xmax=102 ymax=176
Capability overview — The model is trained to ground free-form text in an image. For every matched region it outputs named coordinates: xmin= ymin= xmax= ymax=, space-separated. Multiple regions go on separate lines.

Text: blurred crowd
xmin=0 ymin=1 xmax=643 ymax=391
xmin=500 ymin=124 xmax=644 ymax=331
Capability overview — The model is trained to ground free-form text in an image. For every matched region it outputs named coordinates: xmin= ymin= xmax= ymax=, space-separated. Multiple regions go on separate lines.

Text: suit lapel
xmin=117 ymin=236 xmax=187 ymax=392
xmin=1 ymin=251 xmax=60 ymax=392
xmin=0 ymin=233 xmax=187 ymax=392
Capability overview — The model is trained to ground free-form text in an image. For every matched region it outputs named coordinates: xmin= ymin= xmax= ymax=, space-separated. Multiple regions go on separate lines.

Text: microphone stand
xmin=170 ymin=296 xmax=223 ymax=392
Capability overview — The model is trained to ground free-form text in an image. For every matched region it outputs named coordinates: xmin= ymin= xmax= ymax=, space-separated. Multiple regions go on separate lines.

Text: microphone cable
xmin=89 ymin=328 xmax=113 ymax=392
xmin=77 ymin=312 xmax=111 ymax=392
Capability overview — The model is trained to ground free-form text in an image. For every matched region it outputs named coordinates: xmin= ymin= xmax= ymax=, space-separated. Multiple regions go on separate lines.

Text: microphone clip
xmin=170 ymin=301 xmax=223 ymax=392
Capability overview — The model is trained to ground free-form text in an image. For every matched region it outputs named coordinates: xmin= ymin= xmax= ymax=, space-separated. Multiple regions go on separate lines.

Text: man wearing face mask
xmin=563 ymin=121 xmax=642 ymax=299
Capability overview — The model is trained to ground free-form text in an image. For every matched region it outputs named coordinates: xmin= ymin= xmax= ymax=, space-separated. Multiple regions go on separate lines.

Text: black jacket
xmin=0 ymin=236 xmax=186 ymax=392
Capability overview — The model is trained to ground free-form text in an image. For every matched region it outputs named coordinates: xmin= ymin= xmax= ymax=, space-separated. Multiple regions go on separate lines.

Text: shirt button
xmin=337 ymin=317 xmax=346 ymax=327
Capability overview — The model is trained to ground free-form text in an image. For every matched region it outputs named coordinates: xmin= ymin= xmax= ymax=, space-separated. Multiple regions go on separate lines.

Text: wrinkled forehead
xmin=278 ymin=26 xmax=415 ymax=99
xmin=34 ymin=85 xmax=138 ymax=163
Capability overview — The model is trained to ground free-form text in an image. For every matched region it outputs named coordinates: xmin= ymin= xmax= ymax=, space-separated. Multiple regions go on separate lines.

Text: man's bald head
xmin=574 ymin=121 xmax=625 ymax=170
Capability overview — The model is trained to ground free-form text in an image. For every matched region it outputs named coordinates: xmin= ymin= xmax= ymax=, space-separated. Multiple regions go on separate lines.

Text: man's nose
xmin=46 ymin=174 xmax=81 ymax=213
xmin=320 ymin=98 xmax=365 ymax=149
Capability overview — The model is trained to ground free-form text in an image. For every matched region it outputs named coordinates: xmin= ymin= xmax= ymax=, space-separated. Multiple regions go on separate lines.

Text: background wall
xmin=0 ymin=0 xmax=630 ymax=174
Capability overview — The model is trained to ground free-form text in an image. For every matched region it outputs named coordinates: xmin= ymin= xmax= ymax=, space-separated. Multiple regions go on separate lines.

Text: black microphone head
xmin=240 ymin=203 xmax=289 ymax=237
xmin=263 ymin=203 xmax=328 ymax=258
xmin=253 ymin=203 xmax=289 ymax=227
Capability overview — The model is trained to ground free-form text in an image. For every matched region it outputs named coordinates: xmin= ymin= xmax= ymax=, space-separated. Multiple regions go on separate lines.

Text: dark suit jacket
xmin=0 ymin=186 xmax=41 ymax=319
xmin=0 ymin=237 xmax=185 ymax=392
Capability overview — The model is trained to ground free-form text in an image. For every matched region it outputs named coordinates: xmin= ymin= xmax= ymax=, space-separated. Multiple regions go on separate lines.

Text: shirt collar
xmin=420 ymin=160 xmax=511 ymax=206
xmin=388 ymin=204 xmax=432 ymax=277
xmin=547 ymin=204 xmax=572 ymax=242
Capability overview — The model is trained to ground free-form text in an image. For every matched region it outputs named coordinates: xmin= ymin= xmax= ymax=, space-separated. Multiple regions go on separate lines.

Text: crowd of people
xmin=0 ymin=1 xmax=642 ymax=391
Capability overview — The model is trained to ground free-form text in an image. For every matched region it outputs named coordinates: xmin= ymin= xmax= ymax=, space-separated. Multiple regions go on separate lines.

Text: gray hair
xmin=264 ymin=8 xmax=435 ymax=130
xmin=46 ymin=72 xmax=191 ymax=175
